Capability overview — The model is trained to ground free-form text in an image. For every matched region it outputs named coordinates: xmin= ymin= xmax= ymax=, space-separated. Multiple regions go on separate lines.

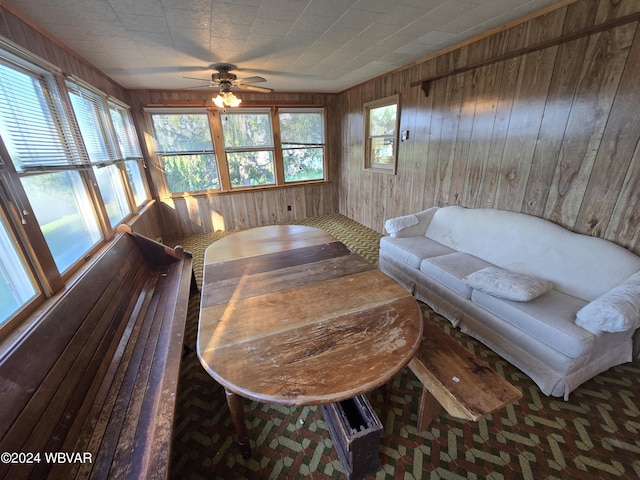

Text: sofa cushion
xmin=576 ymin=281 xmax=640 ymax=334
xmin=379 ymin=236 xmax=455 ymax=269
xmin=471 ymin=289 xmax=592 ymax=359
xmin=420 ymin=253 xmax=493 ymax=299
xmin=463 ymin=266 xmax=552 ymax=301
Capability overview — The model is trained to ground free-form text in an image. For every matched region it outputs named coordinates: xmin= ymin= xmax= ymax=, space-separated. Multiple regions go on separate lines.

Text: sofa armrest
xmin=385 ymin=207 xmax=439 ymax=237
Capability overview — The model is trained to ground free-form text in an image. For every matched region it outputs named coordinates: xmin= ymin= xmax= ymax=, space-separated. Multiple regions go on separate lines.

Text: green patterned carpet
xmin=167 ymin=214 xmax=640 ymax=480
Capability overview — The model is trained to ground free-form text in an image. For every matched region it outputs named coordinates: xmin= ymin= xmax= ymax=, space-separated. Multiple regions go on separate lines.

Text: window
xmin=67 ymin=81 xmax=132 ymax=227
xmin=0 ymin=62 xmax=103 ymax=273
xmin=364 ymin=95 xmax=400 ymax=174
xmin=0 ymin=213 xmax=38 ymax=325
xmin=221 ymin=110 xmax=275 ymax=188
xmin=147 ymin=107 xmax=326 ymax=194
xmin=279 ymin=109 xmax=325 ymax=183
xmin=150 ymin=111 xmax=220 ymax=193
xmin=0 ymin=60 xmax=84 ymax=171
xmin=110 ymin=101 xmax=148 ymax=206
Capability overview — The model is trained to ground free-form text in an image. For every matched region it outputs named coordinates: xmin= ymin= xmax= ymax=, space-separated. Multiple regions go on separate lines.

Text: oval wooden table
xmin=197 ymin=225 xmax=423 ymax=458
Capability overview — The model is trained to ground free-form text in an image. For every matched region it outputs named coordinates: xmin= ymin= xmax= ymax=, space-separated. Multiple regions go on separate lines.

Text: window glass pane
xmin=283 ymin=147 xmax=324 ymax=182
xmin=221 ymin=112 xmax=273 ymax=148
xmin=370 ymin=137 xmax=395 ymax=165
xmin=0 ymin=217 xmax=37 ymax=325
xmin=151 ymin=113 xmax=213 ymax=153
xmin=279 ymin=112 xmax=323 ymax=144
xmin=21 ymin=171 xmax=101 ymax=273
xmin=125 ymin=160 xmax=148 ymax=206
xmin=0 ymin=61 xmax=84 ymax=170
xmin=162 ymin=154 xmax=220 ymax=193
xmin=227 ymin=151 xmax=275 ymax=187
xmin=369 ymin=104 xmax=397 ymax=136
xmin=93 ymin=164 xmax=130 ymax=227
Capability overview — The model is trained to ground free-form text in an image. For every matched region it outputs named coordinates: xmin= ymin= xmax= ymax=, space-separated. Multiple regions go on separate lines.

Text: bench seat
xmin=0 ymin=228 xmax=194 ymax=480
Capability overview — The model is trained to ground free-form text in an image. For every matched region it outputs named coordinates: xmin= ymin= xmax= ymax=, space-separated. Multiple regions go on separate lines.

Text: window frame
xmin=146 ymin=106 xmax=327 ymax=196
xmin=148 ymin=108 xmax=221 ymax=194
xmin=278 ymin=107 xmax=326 ymax=184
xmin=364 ymin=94 xmax=400 ymax=175
xmin=0 ymin=198 xmax=42 ymax=330
xmin=220 ymin=108 xmax=277 ymax=189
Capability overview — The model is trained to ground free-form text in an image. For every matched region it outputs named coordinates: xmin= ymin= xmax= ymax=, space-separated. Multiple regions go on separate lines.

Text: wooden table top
xmin=197 ymin=224 xmax=423 ymax=406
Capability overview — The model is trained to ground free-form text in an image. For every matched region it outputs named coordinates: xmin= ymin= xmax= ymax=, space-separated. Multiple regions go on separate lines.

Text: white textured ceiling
xmin=7 ymin=0 xmax=563 ymax=93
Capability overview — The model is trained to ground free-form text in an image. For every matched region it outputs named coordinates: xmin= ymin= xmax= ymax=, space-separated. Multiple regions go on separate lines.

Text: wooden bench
xmin=0 ymin=226 xmax=194 ymax=480
xmin=409 ymin=320 xmax=522 ymax=431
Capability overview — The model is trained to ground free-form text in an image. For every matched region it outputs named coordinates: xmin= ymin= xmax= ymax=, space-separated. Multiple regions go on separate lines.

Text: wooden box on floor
xmin=321 ymin=395 xmax=382 ymax=480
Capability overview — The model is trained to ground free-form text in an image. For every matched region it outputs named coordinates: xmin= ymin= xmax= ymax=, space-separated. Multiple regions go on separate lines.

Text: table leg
xmin=383 ymin=382 xmax=392 ymax=404
xmin=225 ymin=390 xmax=251 ymax=459
xmin=417 ymin=388 xmax=445 ymax=431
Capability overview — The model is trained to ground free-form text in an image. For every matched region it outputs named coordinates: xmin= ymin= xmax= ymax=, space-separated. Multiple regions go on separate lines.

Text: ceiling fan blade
xmin=236 ymin=84 xmax=273 ymax=93
xmin=183 ymin=76 xmax=211 ymax=82
xmin=183 ymin=84 xmax=223 ymax=90
xmin=236 ymin=76 xmax=267 ymax=84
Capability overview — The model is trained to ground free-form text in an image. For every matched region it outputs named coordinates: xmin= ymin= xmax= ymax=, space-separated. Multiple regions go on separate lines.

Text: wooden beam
xmin=411 ymin=11 xmax=640 ymax=96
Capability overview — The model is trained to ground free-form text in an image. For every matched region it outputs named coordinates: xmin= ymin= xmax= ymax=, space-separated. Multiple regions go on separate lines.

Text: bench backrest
xmin=425 ymin=206 xmax=640 ymax=301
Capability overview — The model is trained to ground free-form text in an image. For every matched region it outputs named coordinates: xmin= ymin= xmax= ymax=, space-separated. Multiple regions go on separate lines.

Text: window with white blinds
xmin=109 ymin=101 xmax=142 ymax=160
xmin=66 ymin=81 xmax=118 ymax=164
xmin=0 ymin=60 xmax=85 ymax=171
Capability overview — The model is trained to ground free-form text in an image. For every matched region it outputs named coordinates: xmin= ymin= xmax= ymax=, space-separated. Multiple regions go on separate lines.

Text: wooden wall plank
xmin=575 ymin=23 xmax=640 ymax=237
xmin=462 ymin=32 xmax=507 ymax=208
xmin=478 ymin=23 xmax=526 ymax=209
xmin=608 ymin=141 xmax=640 ymax=247
xmin=544 ymin=21 xmax=636 ymax=228
xmin=523 ymin=0 xmax=598 ymax=216
xmin=495 ymin=11 xmax=564 ymax=212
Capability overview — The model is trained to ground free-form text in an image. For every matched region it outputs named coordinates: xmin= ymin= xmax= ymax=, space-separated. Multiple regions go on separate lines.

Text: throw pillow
xmin=463 ymin=266 xmax=552 ymax=302
xmin=576 ymin=282 xmax=640 ymax=333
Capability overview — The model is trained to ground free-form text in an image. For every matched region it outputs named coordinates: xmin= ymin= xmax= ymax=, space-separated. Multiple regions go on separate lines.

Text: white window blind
xmin=67 ymin=81 xmax=118 ymax=164
xmin=0 ymin=60 xmax=85 ymax=171
xmin=109 ymin=101 xmax=142 ymax=160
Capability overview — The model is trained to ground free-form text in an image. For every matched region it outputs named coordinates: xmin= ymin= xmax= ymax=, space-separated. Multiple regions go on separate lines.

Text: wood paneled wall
xmin=335 ymin=0 xmax=640 ymax=256
xmin=127 ymin=89 xmax=340 ymax=238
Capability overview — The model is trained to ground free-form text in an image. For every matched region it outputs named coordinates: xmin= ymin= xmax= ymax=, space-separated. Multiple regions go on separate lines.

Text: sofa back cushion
xmin=425 ymin=206 xmax=640 ymax=301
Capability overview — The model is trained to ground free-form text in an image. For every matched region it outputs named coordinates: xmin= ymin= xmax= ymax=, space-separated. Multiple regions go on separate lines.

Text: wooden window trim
xmin=364 ymin=94 xmax=400 ymax=175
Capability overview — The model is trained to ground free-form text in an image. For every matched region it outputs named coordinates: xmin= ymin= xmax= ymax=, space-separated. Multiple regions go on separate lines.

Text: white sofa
xmin=379 ymin=206 xmax=640 ymax=400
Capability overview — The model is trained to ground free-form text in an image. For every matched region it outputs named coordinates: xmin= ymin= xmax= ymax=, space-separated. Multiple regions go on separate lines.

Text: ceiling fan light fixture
xmin=213 ymin=91 xmax=242 ymax=108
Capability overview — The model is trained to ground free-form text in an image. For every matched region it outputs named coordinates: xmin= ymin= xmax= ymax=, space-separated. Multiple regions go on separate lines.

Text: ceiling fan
xmin=184 ymin=63 xmax=273 ymax=107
